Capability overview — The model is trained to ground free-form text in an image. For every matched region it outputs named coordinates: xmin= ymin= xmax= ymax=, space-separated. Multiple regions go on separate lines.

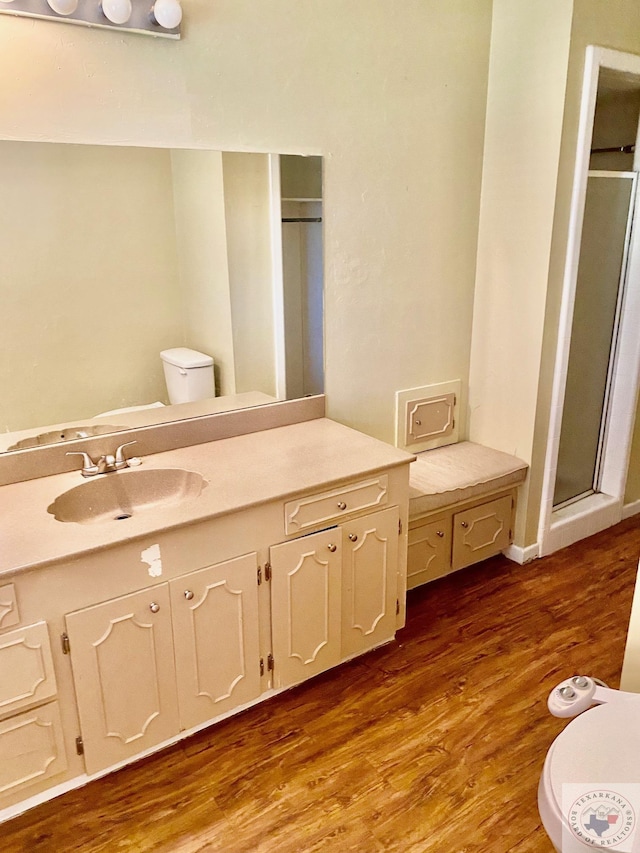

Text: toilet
xmin=539 ymin=677 xmax=640 ymax=851
xmin=160 ymin=347 xmax=215 ymax=405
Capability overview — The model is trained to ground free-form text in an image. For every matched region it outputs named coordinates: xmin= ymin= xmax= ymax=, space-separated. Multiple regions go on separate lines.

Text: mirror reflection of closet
xmin=280 ymin=155 xmax=324 ymax=400
xmin=553 ymin=70 xmax=640 ymax=508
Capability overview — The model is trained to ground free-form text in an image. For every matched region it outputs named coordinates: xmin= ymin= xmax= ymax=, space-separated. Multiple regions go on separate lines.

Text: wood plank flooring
xmin=3 ymin=516 xmax=640 ymax=852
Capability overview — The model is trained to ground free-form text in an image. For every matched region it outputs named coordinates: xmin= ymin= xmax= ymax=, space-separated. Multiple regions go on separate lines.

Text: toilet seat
xmin=539 ymin=701 xmax=640 ymax=851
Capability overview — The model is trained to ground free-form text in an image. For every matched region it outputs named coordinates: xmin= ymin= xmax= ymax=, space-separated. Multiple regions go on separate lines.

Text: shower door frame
xmin=538 ymin=45 xmax=640 ymax=557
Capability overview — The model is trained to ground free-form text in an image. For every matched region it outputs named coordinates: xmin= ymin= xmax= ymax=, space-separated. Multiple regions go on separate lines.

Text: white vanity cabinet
xmin=407 ymin=490 xmax=516 ymax=588
xmin=271 ymin=505 xmax=400 ymax=689
xmin=66 ymin=499 xmax=402 ymax=775
xmin=65 ymin=553 xmax=262 ymax=775
xmin=0 ymin=416 xmax=412 ymax=822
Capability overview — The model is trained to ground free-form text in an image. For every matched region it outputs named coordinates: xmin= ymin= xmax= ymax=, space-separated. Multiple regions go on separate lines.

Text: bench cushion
xmin=409 ymin=441 xmax=528 ymax=519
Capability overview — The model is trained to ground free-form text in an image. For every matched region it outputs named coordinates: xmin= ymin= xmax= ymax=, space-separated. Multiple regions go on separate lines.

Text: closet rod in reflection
xmin=281 ymin=217 xmax=323 ymax=223
xmin=591 ymin=144 xmax=636 ymax=154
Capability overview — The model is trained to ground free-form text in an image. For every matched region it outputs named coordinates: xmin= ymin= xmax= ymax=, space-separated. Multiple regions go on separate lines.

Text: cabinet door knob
xmin=184 ymin=590 xmax=194 ymax=601
xmin=149 ymin=602 xmax=160 ymax=613
xmin=348 ymin=533 xmax=358 ymax=542
xmin=337 ymin=501 xmax=347 ymax=511
xmin=436 ymin=530 xmax=444 ymax=538
xmin=460 ymin=521 xmax=469 ymax=528
xmin=328 ymin=543 xmax=337 ymax=552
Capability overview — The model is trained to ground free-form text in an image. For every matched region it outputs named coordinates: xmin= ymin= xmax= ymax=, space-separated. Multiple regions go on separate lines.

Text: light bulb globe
xmin=151 ymin=0 xmax=182 ymax=29
xmin=47 ymin=0 xmax=79 ymax=14
xmin=101 ymin=0 xmax=132 ymax=25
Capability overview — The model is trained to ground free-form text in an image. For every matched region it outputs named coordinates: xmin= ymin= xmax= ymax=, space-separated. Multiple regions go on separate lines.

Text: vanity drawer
xmin=284 ymin=475 xmax=388 ymax=535
xmin=0 ymin=584 xmax=19 ymax=631
xmin=0 ymin=622 xmax=57 ymax=721
xmin=407 ymin=517 xmax=452 ymax=589
xmin=451 ymin=494 xmax=513 ymax=571
xmin=0 ymin=702 xmax=67 ymax=799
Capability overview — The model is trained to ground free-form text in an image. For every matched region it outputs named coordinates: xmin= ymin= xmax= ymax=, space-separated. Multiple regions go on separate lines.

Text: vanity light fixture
xmin=100 ymin=0 xmax=132 ymax=25
xmin=0 ymin=0 xmax=182 ymax=38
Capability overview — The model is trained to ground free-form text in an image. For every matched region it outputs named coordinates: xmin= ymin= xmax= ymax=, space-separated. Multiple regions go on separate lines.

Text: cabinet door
xmin=270 ymin=528 xmax=342 ymax=688
xmin=0 ymin=622 xmax=57 ymax=721
xmin=0 ymin=702 xmax=67 ymax=801
xmin=452 ymin=494 xmax=513 ymax=571
xmin=170 ymin=553 xmax=261 ymax=730
xmin=66 ymin=585 xmax=180 ymax=776
xmin=407 ymin=517 xmax=452 ymax=589
xmin=341 ymin=507 xmax=399 ymax=658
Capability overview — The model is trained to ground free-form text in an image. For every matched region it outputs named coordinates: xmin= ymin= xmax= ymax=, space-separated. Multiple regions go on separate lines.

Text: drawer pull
xmin=348 ymin=533 xmax=358 ymax=542
xmin=149 ymin=602 xmax=160 ymax=613
xmin=436 ymin=530 xmax=444 ymax=538
xmin=460 ymin=521 xmax=469 ymax=528
xmin=328 ymin=544 xmax=337 ymax=553
xmin=184 ymin=590 xmax=194 ymax=601
xmin=337 ymin=501 xmax=347 ymax=511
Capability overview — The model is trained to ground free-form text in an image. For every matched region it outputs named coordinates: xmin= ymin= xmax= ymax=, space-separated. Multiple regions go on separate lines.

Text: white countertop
xmin=0 ymin=419 xmax=413 ymax=576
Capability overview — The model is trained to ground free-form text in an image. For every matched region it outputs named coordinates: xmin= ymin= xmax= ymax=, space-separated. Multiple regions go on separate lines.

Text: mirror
xmin=0 ymin=143 xmax=323 ymax=452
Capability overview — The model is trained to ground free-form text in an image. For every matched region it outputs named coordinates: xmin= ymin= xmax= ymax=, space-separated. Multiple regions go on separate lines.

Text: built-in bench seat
xmin=407 ymin=441 xmax=528 ymax=588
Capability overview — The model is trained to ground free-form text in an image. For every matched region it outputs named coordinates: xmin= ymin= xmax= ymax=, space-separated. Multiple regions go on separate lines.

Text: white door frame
xmin=538 ymin=46 xmax=640 ymax=556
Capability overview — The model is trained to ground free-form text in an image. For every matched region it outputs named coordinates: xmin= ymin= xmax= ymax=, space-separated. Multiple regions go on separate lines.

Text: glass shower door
xmin=553 ymin=172 xmax=636 ymax=508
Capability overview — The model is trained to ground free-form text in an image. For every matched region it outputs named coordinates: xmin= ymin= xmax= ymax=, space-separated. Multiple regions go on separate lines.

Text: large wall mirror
xmin=0 ymin=144 xmax=323 ymax=452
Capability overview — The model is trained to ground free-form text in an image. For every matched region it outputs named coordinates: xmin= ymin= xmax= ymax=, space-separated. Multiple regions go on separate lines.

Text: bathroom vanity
xmin=0 ymin=408 xmax=412 ymax=820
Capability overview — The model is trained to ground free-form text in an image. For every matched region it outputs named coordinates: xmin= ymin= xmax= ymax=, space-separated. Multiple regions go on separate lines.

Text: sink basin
xmin=9 ymin=424 xmax=124 ymax=450
xmin=47 ymin=468 xmax=207 ymax=524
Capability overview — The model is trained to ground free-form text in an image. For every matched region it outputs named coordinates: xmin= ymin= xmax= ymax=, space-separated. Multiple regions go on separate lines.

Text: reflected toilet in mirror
xmin=160 ymin=348 xmax=215 ymax=406
xmin=95 ymin=348 xmax=215 ymax=416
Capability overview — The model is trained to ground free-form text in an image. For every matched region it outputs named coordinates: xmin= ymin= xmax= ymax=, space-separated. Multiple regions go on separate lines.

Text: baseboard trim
xmin=504 ymin=542 xmax=539 ymax=565
xmin=623 ymin=498 xmax=640 ymax=520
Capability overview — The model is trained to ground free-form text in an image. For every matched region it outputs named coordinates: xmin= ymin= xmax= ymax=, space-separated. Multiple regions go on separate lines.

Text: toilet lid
xmin=546 ymin=701 xmax=640 ymax=807
xmin=160 ymin=347 xmax=213 ymax=368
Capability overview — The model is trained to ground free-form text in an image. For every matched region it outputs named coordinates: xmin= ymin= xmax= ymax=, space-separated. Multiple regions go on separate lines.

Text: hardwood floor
xmin=4 ymin=516 xmax=640 ymax=852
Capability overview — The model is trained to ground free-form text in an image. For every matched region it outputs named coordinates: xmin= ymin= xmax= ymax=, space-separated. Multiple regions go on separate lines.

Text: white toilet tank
xmin=160 ymin=347 xmax=215 ymax=405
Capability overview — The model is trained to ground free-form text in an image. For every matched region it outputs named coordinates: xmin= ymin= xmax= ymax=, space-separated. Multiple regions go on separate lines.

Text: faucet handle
xmin=66 ymin=451 xmax=100 ymax=477
xmin=115 ymin=441 xmax=140 ymax=468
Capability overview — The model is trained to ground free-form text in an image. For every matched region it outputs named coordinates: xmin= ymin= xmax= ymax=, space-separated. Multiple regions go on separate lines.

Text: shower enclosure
xmin=553 ymin=171 xmax=637 ymax=508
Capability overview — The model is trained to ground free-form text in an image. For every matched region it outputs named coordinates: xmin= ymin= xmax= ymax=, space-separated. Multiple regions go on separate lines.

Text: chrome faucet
xmin=67 ymin=441 xmax=140 ymax=477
